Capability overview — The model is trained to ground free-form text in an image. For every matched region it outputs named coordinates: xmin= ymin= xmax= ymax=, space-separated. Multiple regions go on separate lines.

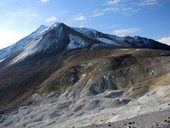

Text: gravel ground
xmin=81 ymin=109 xmax=170 ymax=128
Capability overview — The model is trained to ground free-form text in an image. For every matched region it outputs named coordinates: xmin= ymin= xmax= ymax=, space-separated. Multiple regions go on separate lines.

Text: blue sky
xmin=0 ymin=0 xmax=170 ymax=49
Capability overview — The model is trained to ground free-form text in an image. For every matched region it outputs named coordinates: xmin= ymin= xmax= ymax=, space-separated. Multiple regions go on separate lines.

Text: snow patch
xmin=67 ymin=34 xmax=86 ymax=49
xmin=97 ymin=38 xmax=115 ymax=45
xmin=9 ymin=38 xmax=42 ymax=65
xmin=0 ymin=59 xmax=4 ymax=62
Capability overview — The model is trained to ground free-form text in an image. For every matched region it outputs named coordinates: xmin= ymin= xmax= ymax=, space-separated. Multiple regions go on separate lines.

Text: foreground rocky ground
xmin=82 ymin=109 xmax=170 ymax=128
xmin=0 ymin=85 xmax=170 ymax=128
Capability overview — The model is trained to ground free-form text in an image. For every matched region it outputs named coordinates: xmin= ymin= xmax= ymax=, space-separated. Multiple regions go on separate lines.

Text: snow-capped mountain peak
xmin=2 ymin=22 xmax=170 ymax=65
xmin=35 ymin=25 xmax=49 ymax=34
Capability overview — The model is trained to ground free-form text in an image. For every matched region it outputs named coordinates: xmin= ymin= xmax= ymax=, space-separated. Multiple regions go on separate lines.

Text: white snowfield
xmin=1 ymin=85 xmax=170 ymax=128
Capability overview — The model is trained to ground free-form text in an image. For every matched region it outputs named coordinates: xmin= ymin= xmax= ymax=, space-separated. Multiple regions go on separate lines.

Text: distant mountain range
xmin=0 ymin=22 xmax=170 ymax=63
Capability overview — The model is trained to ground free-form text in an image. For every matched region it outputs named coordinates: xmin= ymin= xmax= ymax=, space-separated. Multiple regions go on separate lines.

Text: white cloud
xmin=92 ymin=12 xmax=104 ymax=17
xmin=73 ymin=15 xmax=86 ymax=21
xmin=103 ymin=1 xmax=137 ymax=16
xmin=105 ymin=0 xmax=122 ymax=5
xmin=102 ymin=0 xmax=160 ymax=16
xmin=158 ymin=37 xmax=170 ymax=46
xmin=0 ymin=30 xmax=25 ymax=49
xmin=45 ymin=16 xmax=57 ymax=22
xmin=112 ymin=28 xmax=140 ymax=36
xmin=121 ymin=7 xmax=140 ymax=16
xmin=102 ymin=7 xmax=119 ymax=12
xmin=139 ymin=0 xmax=158 ymax=6
xmin=80 ymin=25 xmax=84 ymax=28
xmin=41 ymin=0 xmax=49 ymax=2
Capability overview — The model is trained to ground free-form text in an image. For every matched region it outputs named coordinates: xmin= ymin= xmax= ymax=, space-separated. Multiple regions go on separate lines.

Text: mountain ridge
xmin=1 ymin=22 xmax=170 ymax=64
xmin=1 ymin=22 xmax=169 ymax=66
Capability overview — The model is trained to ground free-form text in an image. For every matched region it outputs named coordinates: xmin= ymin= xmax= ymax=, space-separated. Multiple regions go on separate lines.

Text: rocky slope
xmin=0 ymin=22 xmax=170 ymax=128
xmin=0 ymin=48 xmax=170 ymax=128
